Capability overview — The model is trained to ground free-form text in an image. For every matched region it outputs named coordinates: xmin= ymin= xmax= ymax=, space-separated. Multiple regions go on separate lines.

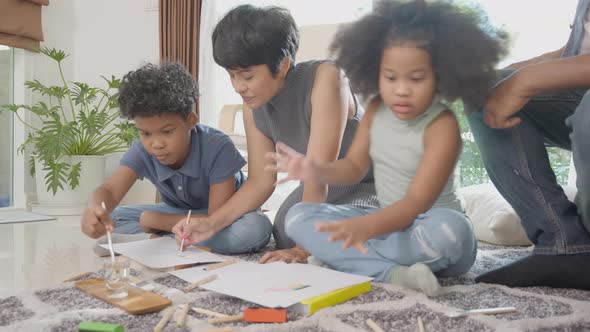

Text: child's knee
xmin=284 ymin=202 xmax=324 ymax=238
xmin=431 ymin=209 xmax=474 ymax=245
xmin=227 ymin=211 xmax=272 ymax=253
xmin=110 ymin=206 xmax=136 ymax=222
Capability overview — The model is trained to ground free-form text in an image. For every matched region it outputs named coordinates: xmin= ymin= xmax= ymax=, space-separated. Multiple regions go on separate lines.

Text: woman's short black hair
xmin=212 ymin=4 xmax=299 ymax=76
xmin=118 ymin=62 xmax=198 ymax=120
xmin=330 ymin=0 xmax=508 ymax=106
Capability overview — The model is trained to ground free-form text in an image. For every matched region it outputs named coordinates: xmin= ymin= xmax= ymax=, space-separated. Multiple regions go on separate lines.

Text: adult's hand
xmin=173 ymin=216 xmax=217 ymax=247
xmin=259 ymin=246 xmax=309 ymax=264
xmin=483 ymin=73 xmax=530 ymax=129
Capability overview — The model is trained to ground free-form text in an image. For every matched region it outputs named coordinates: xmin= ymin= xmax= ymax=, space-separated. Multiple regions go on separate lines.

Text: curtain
xmin=0 ymin=0 xmax=49 ymax=52
xmin=159 ymin=0 xmax=202 ymax=118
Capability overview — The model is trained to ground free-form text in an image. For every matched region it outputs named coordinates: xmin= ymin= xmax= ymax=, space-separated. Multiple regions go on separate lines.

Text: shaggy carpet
xmin=2 ymin=243 xmax=590 ymax=332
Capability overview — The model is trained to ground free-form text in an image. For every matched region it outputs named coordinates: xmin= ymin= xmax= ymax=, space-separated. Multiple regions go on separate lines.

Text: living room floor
xmin=0 ymin=215 xmax=102 ymax=294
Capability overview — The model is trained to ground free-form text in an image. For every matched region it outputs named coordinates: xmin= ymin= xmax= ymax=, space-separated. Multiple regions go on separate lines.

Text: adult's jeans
xmin=466 ymin=68 xmax=590 ymax=255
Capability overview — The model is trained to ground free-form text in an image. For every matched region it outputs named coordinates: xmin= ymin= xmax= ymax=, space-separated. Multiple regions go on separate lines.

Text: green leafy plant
xmin=0 ymin=47 xmax=137 ymax=194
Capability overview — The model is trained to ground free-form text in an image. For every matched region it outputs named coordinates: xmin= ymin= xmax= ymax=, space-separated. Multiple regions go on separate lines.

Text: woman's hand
xmin=265 ymin=142 xmax=322 ymax=185
xmin=315 ymin=218 xmax=371 ymax=254
xmin=259 ymin=246 xmax=310 ymax=263
xmin=172 ymin=216 xmax=217 ymax=247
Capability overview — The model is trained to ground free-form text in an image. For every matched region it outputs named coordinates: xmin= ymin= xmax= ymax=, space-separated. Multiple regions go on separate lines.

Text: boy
xmin=80 ymin=63 xmax=272 ymax=255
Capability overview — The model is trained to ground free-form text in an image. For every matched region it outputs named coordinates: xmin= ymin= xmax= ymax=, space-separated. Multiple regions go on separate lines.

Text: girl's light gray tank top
xmin=369 ymin=99 xmax=463 ymax=211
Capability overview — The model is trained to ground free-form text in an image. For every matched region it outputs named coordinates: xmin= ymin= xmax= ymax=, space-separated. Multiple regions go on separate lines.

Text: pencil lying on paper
xmin=184 ymin=274 xmax=218 ymax=292
xmin=205 ymin=259 xmax=238 ymax=271
xmin=179 ymin=210 xmax=192 ymax=253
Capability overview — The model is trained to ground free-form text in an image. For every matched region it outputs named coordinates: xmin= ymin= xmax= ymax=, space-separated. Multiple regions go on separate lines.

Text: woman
xmin=174 ymin=4 xmax=378 ymax=263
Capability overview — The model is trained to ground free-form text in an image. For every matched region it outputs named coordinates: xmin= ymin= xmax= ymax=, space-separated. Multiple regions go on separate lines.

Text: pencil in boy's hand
xmin=178 ymin=210 xmax=192 ymax=255
xmin=101 ymin=201 xmax=116 ymax=263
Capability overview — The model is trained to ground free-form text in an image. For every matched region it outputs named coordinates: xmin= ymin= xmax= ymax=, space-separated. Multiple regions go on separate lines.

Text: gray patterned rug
xmin=2 ymin=243 xmax=590 ymax=332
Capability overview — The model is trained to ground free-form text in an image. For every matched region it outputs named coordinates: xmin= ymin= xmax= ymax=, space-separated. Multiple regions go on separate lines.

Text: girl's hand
xmin=315 ymin=219 xmax=370 ymax=254
xmin=264 ymin=142 xmax=321 ymax=185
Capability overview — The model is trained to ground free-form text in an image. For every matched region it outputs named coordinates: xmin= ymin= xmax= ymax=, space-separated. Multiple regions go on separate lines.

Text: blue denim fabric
xmin=466 ymin=68 xmax=590 ymax=254
xmin=111 ymin=203 xmax=272 ymax=255
xmin=284 ymin=202 xmax=477 ymax=282
xmin=566 ymin=91 xmax=590 ymax=234
xmin=563 ymin=0 xmax=590 ymax=57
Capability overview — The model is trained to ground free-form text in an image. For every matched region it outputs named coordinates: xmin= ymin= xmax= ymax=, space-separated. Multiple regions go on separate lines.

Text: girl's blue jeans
xmin=285 ymin=202 xmax=477 ymax=282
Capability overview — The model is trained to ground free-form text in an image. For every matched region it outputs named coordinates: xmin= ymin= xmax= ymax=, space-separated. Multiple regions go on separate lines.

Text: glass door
xmin=0 ymin=46 xmax=13 ymax=207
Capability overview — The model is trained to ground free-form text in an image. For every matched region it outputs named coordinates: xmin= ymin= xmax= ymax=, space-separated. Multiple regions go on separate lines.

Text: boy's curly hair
xmin=118 ymin=62 xmax=198 ymax=120
xmin=330 ymin=0 xmax=508 ymax=106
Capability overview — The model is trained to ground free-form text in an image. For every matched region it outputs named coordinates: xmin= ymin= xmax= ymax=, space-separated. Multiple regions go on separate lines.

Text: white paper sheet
xmin=100 ymin=237 xmax=224 ymax=269
xmin=170 ymin=261 xmax=373 ymax=308
xmin=0 ymin=211 xmax=55 ymax=224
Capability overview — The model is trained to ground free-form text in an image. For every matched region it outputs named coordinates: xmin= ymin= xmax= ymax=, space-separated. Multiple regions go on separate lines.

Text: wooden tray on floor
xmin=75 ymin=278 xmax=171 ymax=315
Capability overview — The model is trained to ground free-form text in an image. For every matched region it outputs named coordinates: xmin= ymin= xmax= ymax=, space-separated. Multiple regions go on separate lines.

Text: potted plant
xmin=0 ymin=47 xmax=137 ymax=207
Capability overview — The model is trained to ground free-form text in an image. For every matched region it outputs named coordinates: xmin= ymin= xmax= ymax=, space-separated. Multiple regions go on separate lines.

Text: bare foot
xmin=259 ymin=246 xmax=309 ymax=264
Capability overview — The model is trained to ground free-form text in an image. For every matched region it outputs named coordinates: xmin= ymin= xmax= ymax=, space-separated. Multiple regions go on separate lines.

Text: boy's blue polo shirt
xmin=120 ymin=124 xmax=246 ymax=209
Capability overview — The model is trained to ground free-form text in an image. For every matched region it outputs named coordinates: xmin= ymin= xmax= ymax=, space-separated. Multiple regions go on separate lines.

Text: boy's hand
xmin=264 ymin=142 xmax=321 ymax=185
xmin=80 ymin=205 xmax=115 ymax=239
xmin=173 ymin=217 xmax=216 ymax=246
xmin=315 ymin=219 xmax=370 ymax=254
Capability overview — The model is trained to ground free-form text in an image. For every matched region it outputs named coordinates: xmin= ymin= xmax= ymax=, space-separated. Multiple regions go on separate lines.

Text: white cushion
xmin=459 ymin=183 xmax=577 ymax=246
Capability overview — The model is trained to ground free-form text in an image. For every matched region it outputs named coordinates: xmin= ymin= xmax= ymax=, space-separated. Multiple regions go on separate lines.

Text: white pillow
xmin=459 ymin=183 xmax=577 ymax=246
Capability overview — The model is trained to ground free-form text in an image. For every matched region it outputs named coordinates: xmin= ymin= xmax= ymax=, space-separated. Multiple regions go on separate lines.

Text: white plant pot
xmin=32 ymin=155 xmax=106 ymax=214
xmin=104 ymin=152 xmax=156 ymax=205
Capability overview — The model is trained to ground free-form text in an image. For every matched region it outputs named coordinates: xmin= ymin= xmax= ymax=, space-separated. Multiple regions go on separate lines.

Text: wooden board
xmin=75 ymin=278 xmax=171 ymax=315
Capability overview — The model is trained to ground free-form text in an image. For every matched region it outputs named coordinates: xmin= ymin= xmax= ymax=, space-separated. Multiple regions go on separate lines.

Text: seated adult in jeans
xmin=466 ymin=0 xmax=590 ymax=289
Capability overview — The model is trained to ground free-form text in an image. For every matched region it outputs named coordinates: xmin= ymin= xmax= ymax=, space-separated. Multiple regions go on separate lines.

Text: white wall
xmin=21 ymin=0 xmax=159 ymax=204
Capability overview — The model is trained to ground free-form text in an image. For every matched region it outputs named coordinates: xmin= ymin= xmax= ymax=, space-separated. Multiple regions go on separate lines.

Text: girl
xmin=267 ymin=0 xmax=507 ymax=295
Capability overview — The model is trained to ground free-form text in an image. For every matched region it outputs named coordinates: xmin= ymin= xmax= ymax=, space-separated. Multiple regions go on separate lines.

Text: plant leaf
xmin=68 ymin=161 xmax=82 ymax=189
xmin=36 ymin=113 xmax=78 ymax=160
xmin=28 ymin=156 xmax=36 ymax=177
xmin=24 ymin=80 xmax=51 ymax=96
xmin=0 ymin=104 xmax=23 ymax=114
xmin=40 ymin=47 xmax=68 ymax=63
xmin=114 ymin=122 xmax=139 ymax=146
xmin=72 ymin=82 xmax=98 ymax=106
xmin=42 ymin=159 xmax=69 ymax=194
xmin=100 ymin=75 xmax=120 ymax=89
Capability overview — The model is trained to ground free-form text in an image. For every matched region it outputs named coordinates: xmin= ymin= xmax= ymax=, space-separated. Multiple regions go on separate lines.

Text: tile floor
xmin=0 ymin=215 xmax=103 ymax=294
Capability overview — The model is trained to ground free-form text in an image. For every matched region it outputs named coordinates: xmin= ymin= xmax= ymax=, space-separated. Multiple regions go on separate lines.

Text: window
xmin=0 ymin=46 xmax=13 ymax=207
xmin=456 ymin=0 xmax=578 ymax=187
